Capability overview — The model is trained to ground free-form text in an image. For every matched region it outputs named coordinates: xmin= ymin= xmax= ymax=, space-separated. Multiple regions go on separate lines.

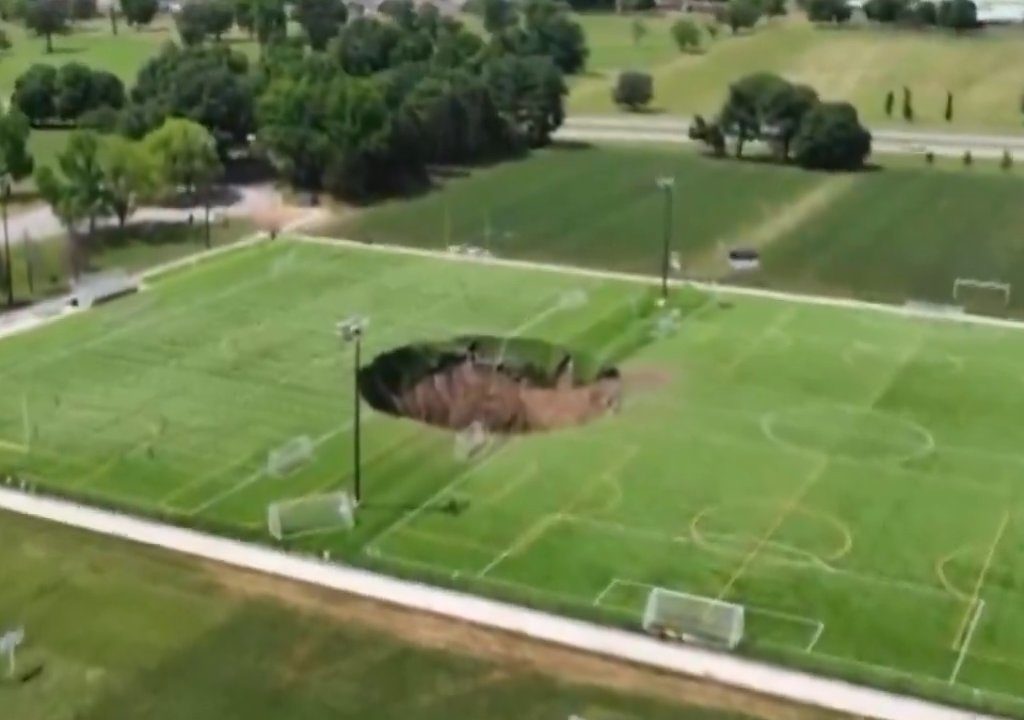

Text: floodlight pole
xmin=656 ymin=176 xmax=675 ymax=302
xmin=337 ymin=318 xmax=366 ymax=505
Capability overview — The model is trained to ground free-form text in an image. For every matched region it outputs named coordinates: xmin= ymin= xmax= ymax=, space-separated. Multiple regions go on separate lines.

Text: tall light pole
xmin=655 ymin=176 xmax=675 ymax=303
xmin=337 ymin=317 xmax=367 ymax=505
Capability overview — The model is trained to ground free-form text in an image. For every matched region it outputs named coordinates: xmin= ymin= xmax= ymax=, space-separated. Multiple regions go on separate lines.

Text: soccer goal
xmin=953 ymin=278 xmax=1011 ymax=311
xmin=267 ymin=490 xmax=356 ymax=540
xmin=267 ymin=436 xmax=315 ymax=477
xmin=642 ymin=587 xmax=745 ymax=649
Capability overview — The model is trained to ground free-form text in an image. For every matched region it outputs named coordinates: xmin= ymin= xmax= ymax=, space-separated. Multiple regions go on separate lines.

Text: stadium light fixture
xmin=655 ymin=176 xmax=676 ymax=303
xmin=337 ymin=316 xmax=368 ymax=505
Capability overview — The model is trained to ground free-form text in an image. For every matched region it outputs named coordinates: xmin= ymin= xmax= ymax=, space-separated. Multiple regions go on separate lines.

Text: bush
xmin=863 ymin=0 xmax=906 ymax=21
xmin=806 ymin=0 xmax=852 ymax=22
xmin=670 ymin=18 xmax=701 ymax=52
xmin=723 ymin=0 xmax=761 ymax=32
xmin=938 ymin=0 xmax=976 ymax=28
xmin=962 ymin=149 xmax=972 ymax=166
xmin=78 ymin=105 xmax=120 ymax=132
xmin=1001 ymin=149 xmax=1013 ymax=170
xmin=11 ymin=64 xmax=57 ymax=125
xmin=793 ymin=101 xmax=871 ymax=170
xmin=613 ymin=71 xmax=653 ymax=111
xmin=925 ymin=150 xmax=935 ymax=164
xmin=705 ymin=20 xmax=720 ymax=38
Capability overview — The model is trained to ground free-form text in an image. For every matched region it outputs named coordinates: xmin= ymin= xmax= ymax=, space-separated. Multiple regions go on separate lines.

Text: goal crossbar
xmin=953 ymin=278 xmax=1011 ymax=306
xmin=642 ymin=587 xmax=744 ymax=649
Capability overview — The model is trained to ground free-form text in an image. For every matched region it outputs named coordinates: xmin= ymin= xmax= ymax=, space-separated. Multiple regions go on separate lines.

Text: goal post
xmin=642 ymin=587 xmax=745 ymax=649
xmin=267 ymin=490 xmax=356 ymax=540
xmin=267 ymin=436 xmax=315 ymax=477
xmin=952 ymin=278 xmax=1011 ymax=311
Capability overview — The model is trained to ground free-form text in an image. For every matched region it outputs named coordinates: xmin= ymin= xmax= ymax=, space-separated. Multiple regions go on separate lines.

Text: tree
xmin=25 ymin=0 xmax=69 ymax=53
xmin=206 ymin=0 xmax=235 ymax=39
xmin=257 ymin=77 xmax=333 ymax=189
xmin=688 ymin=115 xmax=726 ymax=156
xmin=519 ymin=0 xmax=588 ymax=74
xmin=945 ymin=91 xmax=953 ymax=122
xmin=762 ymin=80 xmax=818 ymax=160
xmin=764 ymin=0 xmax=787 ymax=16
xmin=0 ymin=109 xmax=33 ymax=306
xmin=175 ymin=1 xmax=210 ymax=44
xmin=630 ymin=18 xmax=646 ymax=46
xmin=723 ymin=0 xmax=760 ymax=33
xmin=484 ymin=54 xmax=566 ymax=148
xmin=0 ymin=28 xmax=10 ymax=50
xmin=863 ymin=0 xmax=907 ymax=21
xmin=902 ymin=85 xmax=913 ymax=122
xmin=120 ymin=0 xmax=157 ymax=27
xmin=793 ymin=102 xmax=871 ymax=170
xmin=11 ymin=64 xmax=56 ymax=125
xmin=884 ymin=89 xmax=894 ymax=118
xmin=806 ymin=0 xmax=851 ymax=22
xmin=130 ymin=44 xmax=256 ymax=151
xmin=69 ymin=0 xmax=94 ymax=19
xmin=915 ymin=0 xmax=937 ymax=23
xmin=612 ymin=71 xmax=652 ymax=111
xmin=99 ymin=135 xmax=158 ymax=229
xmin=938 ymin=0 xmax=976 ymax=29
xmin=35 ymin=131 xmax=112 ymax=275
xmin=252 ymin=0 xmax=286 ymax=44
xmin=482 ymin=0 xmax=516 ymax=33
xmin=293 ymin=0 xmax=346 ymax=50
xmin=53 ymin=64 xmax=125 ymax=122
xmin=671 ymin=18 xmax=701 ymax=52
xmin=331 ymin=17 xmax=403 ymax=76
xmin=379 ymin=0 xmax=415 ymax=29
xmin=143 ymin=118 xmax=222 ymax=245
xmin=718 ymin=72 xmax=788 ymax=158
xmin=234 ymin=0 xmax=253 ymax=35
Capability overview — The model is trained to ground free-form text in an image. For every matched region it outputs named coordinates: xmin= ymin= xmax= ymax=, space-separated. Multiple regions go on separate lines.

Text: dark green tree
xmin=257 ymin=77 xmax=333 ymax=188
xmin=863 ymin=0 xmax=907 ymax=21
xmin=670 ymin=18 xmax=701 ymax=52
xmin=252 ymin=0 xmax=286 ymax=44
xmin=331 ymin=17 xmax=403 ymax=75
xmin=484 ymin=54 xmax=566 ymax=147
xmin=884 ymin=89 xmax=894 ymax=117
xmin=764 ymin=0 xmax=787 ymax=16
xmin=612 ymin=71 xmax=652 ymax=111
xmin=938 ymin=0 xmax=976 ymax=29
xmin=206 ymin=0 xmax=235 ymax=39
xmin=792 ymin=102 xmax=871 ymax=170
xmin=723 ymin=0 xmax=760 ymax=33
xmin=0 ymin=109 xmax=33 ymax=306
xmin=945 ymin=91 xmax=953 ymax=122
xmin=481 ymin=0 xmax=517 ymax=33
xmin=119 ymin=0 xmax=157 ymax=27
xmin=806 ymin=0 xmax=851 ymax=22
xmin=25 ymin=0 xmax=69 ymax=53
xmin=175 ymin=1 xmax=211 ymax=44
xmin=234 ymin=0 xmax=253 ymax=34
xmin=130 ymin=44 xmax=255 ymax=151
xmin=902 ymin=85 xmax=913 ymax=122
xmin=11 ymin=64 xmax=56 ymax=125
xmin=293 ymin=0 xmax=346 ymax=50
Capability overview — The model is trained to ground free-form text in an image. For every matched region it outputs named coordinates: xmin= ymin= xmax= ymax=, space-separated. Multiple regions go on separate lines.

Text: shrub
xmin=1001 ymin=150 xmax=1013 ymax=170
xmin=670 ymin=18 xmax=701 ymax=52
xmin=705 ymin=19 xmax=720 ymax=38
xmin=925 ymin=150 xmax=935 ymax=164
xmin=962 ymin=149 xmax=972 ymax=166
xmin=70 ymin=0 xmax=95 ymax=18
xmin=613 ymin=71 xmax=653 ymax=111
xmin=793 ymin=101 xmax=871 ymax=170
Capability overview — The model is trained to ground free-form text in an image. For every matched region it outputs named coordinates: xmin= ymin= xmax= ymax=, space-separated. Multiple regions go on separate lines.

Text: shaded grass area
xmin=569 ymin=15 xmax=1024 ymax=131
xmin=2 ymin=241 xmax=1024 ymax=714
xmin=328 ymin=143 xmax=1024 ymax=315
xmin=0 ymin=511 xmax=760 ymax=720
xmin=2 ymin=218 xmax=255 ymax=306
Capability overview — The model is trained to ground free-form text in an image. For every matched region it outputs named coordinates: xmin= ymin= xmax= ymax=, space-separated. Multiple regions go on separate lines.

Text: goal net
xmin=267 ymin=490 xmax=356 ymax=540
xmin=642 ymin=587 xmax=744 ymax=649
xmin=267 ymin=436 xmax=314 ymax=477
xmin=952 ymin=278 xmax=1011 ymax=313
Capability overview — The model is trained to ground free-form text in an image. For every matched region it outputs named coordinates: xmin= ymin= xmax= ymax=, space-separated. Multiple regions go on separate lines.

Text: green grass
xmin=569 ymin=15 xmax=1024 ymax=131
xmin=329 ymin=144 xmax=1024 ymax=315
xmin=3 ymin=238 xmax=1024 ymax=714
xmin=1 ymin=218 xmax=256 ymax=305
xmin=0 ymin=510 xmax=761 ymax=720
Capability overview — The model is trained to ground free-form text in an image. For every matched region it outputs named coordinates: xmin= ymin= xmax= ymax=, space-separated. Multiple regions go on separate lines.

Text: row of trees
xmin=15 ymin=0 xmax=584 ymax=202
xmin=689 ymin=73 xmax=871 ymax=170
xmin=12 ymin=63 xmax=125 ymax=126
xmin=805 ymin=0 xmax=978 ymax=29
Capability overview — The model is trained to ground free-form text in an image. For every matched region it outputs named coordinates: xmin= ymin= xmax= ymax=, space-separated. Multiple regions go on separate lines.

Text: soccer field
xmin=2 ymin=239 xmax=1024 ymax=713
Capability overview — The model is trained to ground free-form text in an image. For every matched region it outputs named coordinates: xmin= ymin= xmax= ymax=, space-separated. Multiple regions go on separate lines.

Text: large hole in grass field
xmin=358 ymin=336 xmax=622 ymax=433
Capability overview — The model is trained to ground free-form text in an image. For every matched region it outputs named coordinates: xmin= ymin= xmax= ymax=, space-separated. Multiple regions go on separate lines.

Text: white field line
xmin=949 ymin=600 xmax=985 ymax=685
xmin=806 ymin=622 xmax=826 ymax=653
xmin=291 ymin=234 xmax=1024 ymax=333
xmin=0 ymin=487 xmax=1003 ymax=720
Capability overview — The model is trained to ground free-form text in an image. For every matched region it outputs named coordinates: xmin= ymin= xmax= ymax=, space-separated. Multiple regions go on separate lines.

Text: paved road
xmin=4 ymin=183 xmax=282 ymax=243
xmin=558 ymin=115 xmax=1024 ymax=158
